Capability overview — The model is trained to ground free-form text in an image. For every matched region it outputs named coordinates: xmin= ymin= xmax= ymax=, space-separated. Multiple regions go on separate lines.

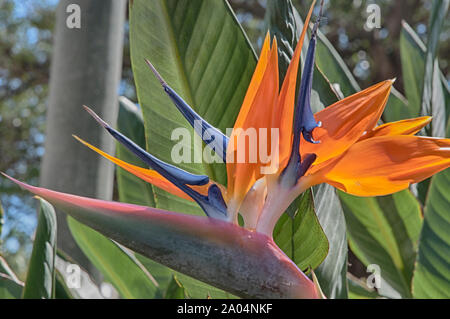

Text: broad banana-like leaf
xmin=5 ymin=175 xmax=318 ymax=299
xmin=412 ymin=119 xmax=450 ymax=298
xmin=67 ymin=218 xmax=159 ymax=299
xmin=340 ymin=191 xmax=422 ymax=298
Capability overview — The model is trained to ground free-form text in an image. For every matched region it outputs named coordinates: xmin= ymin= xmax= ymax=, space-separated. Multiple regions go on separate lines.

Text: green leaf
xmin=420 ymin=0 xmax=449 ymax=137
xmin=264 ymin=0 xmax=340 ymax=108
xmin=54 ymin=270 xmax=73 ymax=299
xmin=0 ymin=256 xmax=23 ymax=299
xmin=116 ymin=96 xmax=233 ymax=298
xmin=398 ymin=21 xmax=426 ymax=119
xmin=138 ymin=256 xmax=236 ymax=299
xmin=265 ymin=0 xmax=303 ymax=82
xmin=116 ymin=97 xmax=156 ymax=207
xmin=67 ymin=217 xmax=159 ymax=299
xmin=396 ymin=20 xmax=449 ymax=128
xmin=0 ymin=273 xmax=23 ymax=299
xmin=0 ymin=255 xmax=19 ymax=280
xmin=273 ymin=189 xmax=329 ymax=272
xmin=164 ymin=275 xmax=187 ymax=299
xmin=347 ymin=274 xmax=379 ymax=299
xmin=340 ymin=190 xmax=423 ymax=298
xmin=412 ymin=119 xmax=450 ymax=298
xmin=313 ymin=184 xmax=348 ymax=299
xmin=129 ymin=0 xmax=257 ymax=215
xmin=314 ymin=28 xmax=409 ymax=125
xmin=22 ymin=198 xmax=56 ymax=299
xmin=315 ymin=30 xmax=360 ymax=97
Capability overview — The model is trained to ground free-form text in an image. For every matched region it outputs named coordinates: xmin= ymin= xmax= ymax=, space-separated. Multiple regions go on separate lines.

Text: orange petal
xmin=74 ymin=136 xmax=212 ymax=201
xmin=301 ymin=80 xmax=393 ymax=165
xmin=275 ymin=0 xmax=317 ymax=170
xmin=232 ymin=32 xmax=271 ymax=132
xmin=227 ymin=38 xmax=279 ymax=202
xmin=313 ymin=135 xmax=450 ymax=196
xmin=358 ymin=116 xmax=432 ymax=141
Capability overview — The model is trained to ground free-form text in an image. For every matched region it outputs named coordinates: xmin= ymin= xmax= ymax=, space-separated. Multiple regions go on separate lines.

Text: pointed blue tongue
xmin=145 ymin=59 xmax=229 ymax=162
xmin=83 ymin=105 xmax=228 ymax=220
xmin=282 ymin=0 xmax=324 ymax=186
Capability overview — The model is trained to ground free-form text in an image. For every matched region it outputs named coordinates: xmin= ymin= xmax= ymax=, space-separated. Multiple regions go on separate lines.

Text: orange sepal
xmin=358 ymin=116 xmax=432 ymax=141
xmin=300 ymin=80 xmax=393 ymax=165
xmin=73 ymin=136 xmax=213 ymax=201
xmin=312 ymin=135 xmax=450 ymax=196
xmin=227 ymin=37 xmax=279 ymax=202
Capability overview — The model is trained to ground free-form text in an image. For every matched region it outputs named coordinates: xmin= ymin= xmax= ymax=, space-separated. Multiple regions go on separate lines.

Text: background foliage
xmin=0 ymin=0 xmax=448 ymax=298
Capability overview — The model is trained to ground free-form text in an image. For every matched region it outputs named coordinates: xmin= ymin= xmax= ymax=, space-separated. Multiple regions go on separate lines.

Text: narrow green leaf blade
xmin=22 ymin=198 xmax=57 ymax=299
xmin=0 ymin=256 xmax=23 ymax=299
xmin=395 ymin=19 xmax=449 ymax=127
xmin=399 ymin=20 xmax=426 ymax=119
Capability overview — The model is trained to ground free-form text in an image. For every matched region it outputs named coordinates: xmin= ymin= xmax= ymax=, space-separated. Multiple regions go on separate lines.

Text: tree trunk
xmin=41 ymin=0 xmax=126 ymax=277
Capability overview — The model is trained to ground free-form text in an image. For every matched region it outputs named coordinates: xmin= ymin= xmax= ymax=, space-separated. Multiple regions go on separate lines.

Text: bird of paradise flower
xmin=3 ymin=0 xmax=449 ymax=298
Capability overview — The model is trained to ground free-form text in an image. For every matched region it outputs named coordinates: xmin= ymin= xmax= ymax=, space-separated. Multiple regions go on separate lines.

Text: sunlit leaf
xmin=413 ymin=119 xmax=450 ymax=298
xmin=340 ymin=190 xmax=422 ymax=298
xmin=420 ymin=0 xmax=448 ymax=137
xmin=129 ymin=0 xmax=257 ymax=216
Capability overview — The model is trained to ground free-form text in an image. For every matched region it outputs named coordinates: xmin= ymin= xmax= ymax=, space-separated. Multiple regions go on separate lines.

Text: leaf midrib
xmin=159 ymin=0 xmax=218 ymax=183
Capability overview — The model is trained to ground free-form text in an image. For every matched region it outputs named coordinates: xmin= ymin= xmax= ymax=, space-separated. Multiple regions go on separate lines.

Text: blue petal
xmin=145 ymin=59 xmax=229 ymax=162
xmin=292 ymin=25 xmax=321 ymax=147
xmin=83 ymin=105 xmax=228 ymax=220
xmin=282 ymin=2 xmax=324 ymax=185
